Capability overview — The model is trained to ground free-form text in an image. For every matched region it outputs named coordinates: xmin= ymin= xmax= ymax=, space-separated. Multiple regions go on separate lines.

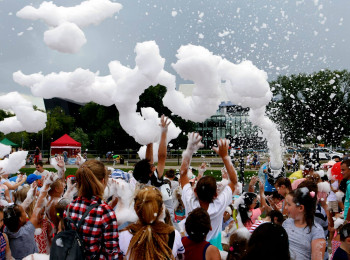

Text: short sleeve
xmin=173 ymin=230 xmax=185 ymax=256
xmin=311 ymin=223 xmax=326 ymax=241
xmin=119 ymin=230 xmax=132 ymax=256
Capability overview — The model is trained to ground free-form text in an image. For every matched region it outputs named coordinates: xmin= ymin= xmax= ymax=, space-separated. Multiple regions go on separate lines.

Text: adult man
xmin=33 ymin=162 xmax=49 ymax=186
xmin=341 ymin=160 xmax=350 ymax=221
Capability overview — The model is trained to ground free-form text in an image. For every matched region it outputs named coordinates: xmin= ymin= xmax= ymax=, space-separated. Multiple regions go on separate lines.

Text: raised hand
xmin=56 ymin=156 xmax=65 ymax=169
xmin=159 ymin=115 xmax=171 ymax=132
xmin=75 ymin=153 xmax=86 ymax=166
xmin=212 ymin=139 xmax=230 ymax=158
xmin=186 ymin=133 xmax=204 ymax=154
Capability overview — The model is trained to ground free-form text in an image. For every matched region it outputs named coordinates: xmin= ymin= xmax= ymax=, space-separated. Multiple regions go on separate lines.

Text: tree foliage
xmin=70 ymin=128 xmax=89 ymax=150
xmin=267 ymin=69 xmax=350 ymax=146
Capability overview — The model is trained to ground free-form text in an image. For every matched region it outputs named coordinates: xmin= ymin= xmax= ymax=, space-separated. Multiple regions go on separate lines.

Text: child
xmin=180 ymin=135 xmax=238 ymax=250
xmin=283 ymin=187 xmax=326 ymax=259
xmin=236 ymin=181 xmax=270 ymax=229
xmin=333 ymin=223 xmax=350 ymax=259
xmin=0 ymin=207 xmax=12 ymax=259
xmin=182 ymin=207 xmax=220 ymax=260
xmin=226 ymin=229 xmax=249 ymax=260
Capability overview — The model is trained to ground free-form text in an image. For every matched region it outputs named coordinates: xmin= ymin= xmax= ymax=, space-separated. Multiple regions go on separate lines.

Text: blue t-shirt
xmin=344 ymin=180 xmax=350 ymax=219
xmin=260 ymin=164 xmax=276 ymax=192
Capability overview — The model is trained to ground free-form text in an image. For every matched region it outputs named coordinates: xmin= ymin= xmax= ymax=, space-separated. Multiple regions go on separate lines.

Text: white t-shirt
xmin=181 ymin=183 xmax=232 ymax=250
xmin=119 ymin=229 xmax=184 ymax=259
xmin=34 ymin=169 xmax=49 ymax=179
xmin=327 ymin=180 xmax=338 ymax=202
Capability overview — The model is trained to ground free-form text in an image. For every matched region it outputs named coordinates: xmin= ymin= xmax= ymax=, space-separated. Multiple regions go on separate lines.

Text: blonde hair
xmin=76 ymin=160 xmax=107 ymax=198
xmin=13 ymin=186 xmax=36 ymax=218
xmin=48 ymin=179 xmax=64 ymax=197
xmin=127 ymin=186 xmax=174 ymax=260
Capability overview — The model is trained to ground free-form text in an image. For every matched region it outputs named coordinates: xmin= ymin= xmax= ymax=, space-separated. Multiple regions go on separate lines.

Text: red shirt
xmin=65 ymin=196 xmax=120 ymax=259
xmin=182 ymin=236 xmax=211 ymax=260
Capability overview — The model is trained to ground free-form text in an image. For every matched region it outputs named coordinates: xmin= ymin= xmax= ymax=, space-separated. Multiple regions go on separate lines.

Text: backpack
xmin=50 ymin=203 xmax=100 ymax=260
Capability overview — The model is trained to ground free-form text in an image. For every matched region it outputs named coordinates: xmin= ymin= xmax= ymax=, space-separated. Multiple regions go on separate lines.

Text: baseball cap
xmin=27 ymin=174 xmax=42 ymax=184
xmin=111 ymin=169 xmax=130 ymax=182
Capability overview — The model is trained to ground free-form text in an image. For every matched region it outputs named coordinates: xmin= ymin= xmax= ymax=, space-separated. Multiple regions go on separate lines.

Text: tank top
xmin=0 ymin=232 xmax=6 ymax=259
xmin=182 ymin=236 xmax=211 ymax=260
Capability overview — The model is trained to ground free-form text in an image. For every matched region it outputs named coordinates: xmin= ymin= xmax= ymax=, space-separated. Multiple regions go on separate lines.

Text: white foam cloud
xmin=17 ymin=0 xmax=122 ymax=53
xmin=0 ymin=92 xmax=47 ymax=134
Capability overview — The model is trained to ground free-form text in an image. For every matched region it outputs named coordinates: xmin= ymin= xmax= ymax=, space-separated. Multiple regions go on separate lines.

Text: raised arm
xmin=156 ymin=115 xmax=171 ymax=179
xmin=55 ymin=156 xmax=66 ymax=180
xmin=212 ymin=139 xmax=237 ymax=192
xmin=145 ymin=144 xmax=154 ymax=164
xmin=258 ymin=180 xmax=271 ymax=213
xmin=180 ymin=133 xmax=204 ymax=188
xmin=3 ymin=175 xmax=27 ymax=191
xmin=21 ymin=182 xmax=37 ymax=211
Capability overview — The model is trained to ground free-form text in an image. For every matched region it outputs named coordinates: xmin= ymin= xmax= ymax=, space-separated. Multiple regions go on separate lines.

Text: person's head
xmin=341 ymin=160 xmax=350 ymax=180
xmin=242 ymin=223 xmax=290 ymax=260
xmin=275 ymin=177 xmax=292 ymax=197
xmin=75 ymin=160 xmax=108 ymax=198
xmin=133 ymin=159 xmax=154 ymax=184
xmin=13 ymin=186 xmax=36 ymax=217
xmin=271 ymin=191 xmax=284 ymax=205
xmin=238 ymin=193 xmax=258 ymax=226
xmin=226 ymin=229 xmax=249 ymax=260
xmin=332 ymin=155 xmax=341 ymax=162
xmin=127 ymin=186 xmax=174 ymax=260
xmin=266 ymin=210 xmax=284 ymax=225
xmin=194 ymin=176 xmax=217 ymax=203
xmin=55 ymin=198 xmax=70 ymax=231
xmin=339 ymin=223 xmax=350 ymax=245
xmin=3 ymin=204 xmax=27 ymax=232
xmin=35 ymin=161 xmax=44 ymax=172
xmin=185 ymin=208 xmax=211 ymax=243
xmin=286 ymin=187 xmax=317 ymax=232
xmin=165 ymin=169 xmax=175 ymax=179
xmin=303 ymin=163 xmax=315 ymax=177
xmin=48 ymin=179 xmax=65 ymax=198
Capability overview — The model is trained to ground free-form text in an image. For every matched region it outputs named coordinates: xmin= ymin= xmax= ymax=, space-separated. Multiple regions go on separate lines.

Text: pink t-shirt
xmin=245 ymin=208 xmax=262 ymax=229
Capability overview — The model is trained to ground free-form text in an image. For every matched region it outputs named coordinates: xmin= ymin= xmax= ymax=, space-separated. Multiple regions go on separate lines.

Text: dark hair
xmin=340 ymin=223 xmax=350 ymax=241
xmin=332 ymin=155 xmax=341 ymax=161
xmin=289 ymin=187 xmax=317 ymax=233
xmin=185 ymin=208 xmax=211 ymax=243
xmin=195 ymin=176 xmax=217 ymax=203
xmin=4 ymin=204 xmax=23 ymax=232
xmin=297 ymin=179 xmax=318 ymax=193
xmin=238 ymin=193 xmax=257 ymax=226
xmin=271 ymin=191 xmax=284 ymax=200
xmin=226 ymin=231 xmax=248 ymax=260
xmin=165 ymin=169 xmax=175 ymax=179
xmin=35 ymin=161 xmax=43 ymax=167
xmin=341 ymin=159 xmax=350 ymax=168
xmin=275 ymin=177 xmax=292 ymax=191
xmin=267 ymin=210 xmax=284 ymax=225
xmin=133 ymin=159 xmax=152 ymax=184
xmin=242 ymin=223 xmax=290 ymax=260
xmin=55 ymin=198 xmax=70 ymax=231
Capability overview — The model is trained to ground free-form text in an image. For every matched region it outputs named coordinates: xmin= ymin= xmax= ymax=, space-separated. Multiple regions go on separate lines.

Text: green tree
xmin=267 ymin=69 xmax=350 ymax=146
xmin=70 ymin=128 xmax=89 ymax=150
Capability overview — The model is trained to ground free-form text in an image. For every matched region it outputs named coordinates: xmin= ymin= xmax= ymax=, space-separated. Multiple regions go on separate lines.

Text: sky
xmin=0 ymin=0 xmax=349 ymax=110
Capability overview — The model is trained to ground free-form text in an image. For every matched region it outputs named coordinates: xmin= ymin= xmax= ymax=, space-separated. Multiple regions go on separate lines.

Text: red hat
xmin=331 ymin=162 xmax=343 ymax=180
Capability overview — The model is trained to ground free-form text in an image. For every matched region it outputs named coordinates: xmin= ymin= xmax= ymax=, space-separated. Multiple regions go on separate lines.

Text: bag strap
xmin=77 ymin=204 xmax=100 ymax=230
xmin=65 ymin=203 xmax=100 ymax=231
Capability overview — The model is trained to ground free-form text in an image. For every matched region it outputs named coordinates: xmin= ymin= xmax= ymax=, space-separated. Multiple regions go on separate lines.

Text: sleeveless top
xmin=182 ymin=236 xmax=211 ymax=260
xmin=34 ymin=218 xmax=50 ymax=254
xmin=0 ymin=232 xmax=6 ymax=259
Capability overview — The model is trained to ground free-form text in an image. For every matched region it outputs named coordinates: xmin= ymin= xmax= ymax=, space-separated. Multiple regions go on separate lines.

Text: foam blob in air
xmin=0 ymin=92 xmax=47 ymax=134
xmin=0 ymin=144 xmax=11 ymax=159
xmin=0 ymin=151 xmax=28 ymax=175
xmin=17 ymin=0 xmax=122 ymax=53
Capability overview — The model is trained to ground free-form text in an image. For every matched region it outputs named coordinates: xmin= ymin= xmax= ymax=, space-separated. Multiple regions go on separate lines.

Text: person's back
xmin=182 ymin=208 xmax=220 ymax=260
xmin=65 ymin=160 xmax=119 ymax=259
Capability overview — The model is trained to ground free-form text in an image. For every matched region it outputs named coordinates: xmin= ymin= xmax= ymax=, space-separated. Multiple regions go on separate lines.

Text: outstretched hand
xmin=159 ymin=115 xmax=171 ymax=132
xmin=55 ymin=156 xmax=65 ymax=169
xmin=186 ymin=133 xmax=204 ymax=154
xmin=212 ymin=139 xmax=230 ymax=158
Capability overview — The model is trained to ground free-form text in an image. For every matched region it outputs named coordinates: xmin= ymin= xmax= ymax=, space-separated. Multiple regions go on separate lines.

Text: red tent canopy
xmin=50 ymin=134 xmax=81 ymax=157
xmin=51 ymin=134 xmax=81 ymax=148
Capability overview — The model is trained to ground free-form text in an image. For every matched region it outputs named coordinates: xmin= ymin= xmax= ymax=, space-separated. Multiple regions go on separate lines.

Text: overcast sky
xmin=0 ymin=0 xmax=349 ymax=109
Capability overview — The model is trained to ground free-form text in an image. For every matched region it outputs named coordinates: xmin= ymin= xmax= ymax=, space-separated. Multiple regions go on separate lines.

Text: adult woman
xmin=119 ymin=186 xmax=184 ymax=260
xmin=65 ymin=160 xmax=119 ymax=259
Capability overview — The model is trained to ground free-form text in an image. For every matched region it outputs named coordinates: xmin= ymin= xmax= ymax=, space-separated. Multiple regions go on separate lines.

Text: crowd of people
xmin=0 ymin=115 xmax=349 ymax=259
